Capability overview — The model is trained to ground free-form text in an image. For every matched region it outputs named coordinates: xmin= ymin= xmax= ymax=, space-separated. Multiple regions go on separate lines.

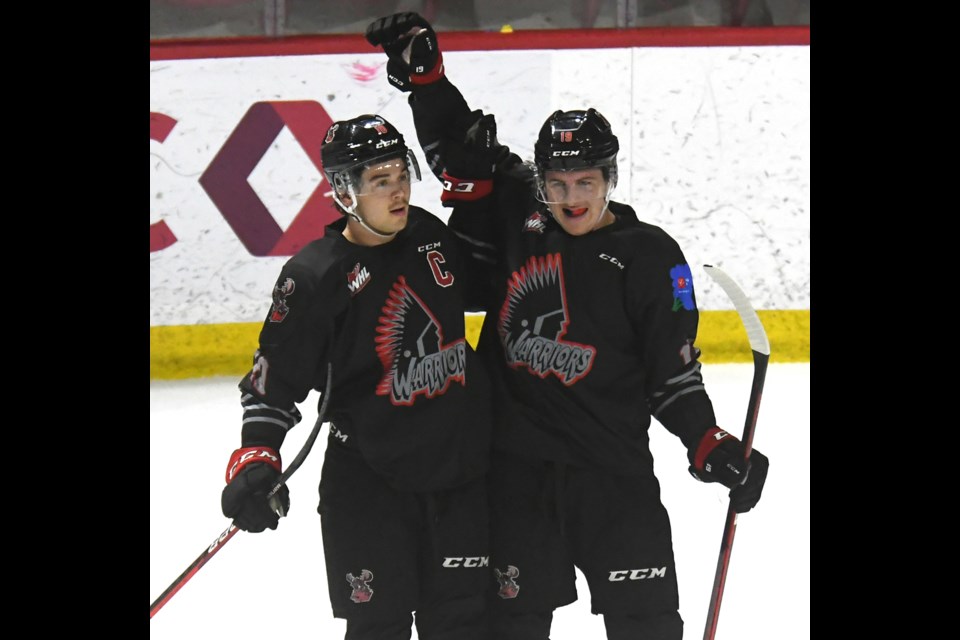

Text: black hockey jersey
xmin=409 ymin=79 xmax=718 ymax=476
xmin=237 ymin=208 xmax=492 ymax=492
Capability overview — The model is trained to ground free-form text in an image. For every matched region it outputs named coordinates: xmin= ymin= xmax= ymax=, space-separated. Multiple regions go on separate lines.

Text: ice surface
xmin=150 ymin=362 xmax=809 ymax=639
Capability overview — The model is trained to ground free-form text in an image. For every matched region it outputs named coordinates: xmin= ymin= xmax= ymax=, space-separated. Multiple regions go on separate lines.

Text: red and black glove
xmin=689 ymin=427 xmax=769 ymax=513
xmin=437 ymin=111 xmax=507 ymax=206
xmin=365 ymin=12 xmax=445 ymax=92
xmin=221 ymin=446 xmax=290 ymax=532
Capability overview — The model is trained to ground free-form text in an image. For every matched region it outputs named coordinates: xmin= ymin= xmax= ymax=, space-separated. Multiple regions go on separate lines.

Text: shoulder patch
xmin=670 ymin=264 xmax=695 ymax=311
xmin=269 ymin=278 xmax=296 ymax=322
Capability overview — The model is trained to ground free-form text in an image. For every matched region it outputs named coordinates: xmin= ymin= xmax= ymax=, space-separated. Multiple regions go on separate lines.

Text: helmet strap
xmin=350 ymin=212 xmax=398 ymax=240
xmin=602 ymin=179 xmax=616 ymax=214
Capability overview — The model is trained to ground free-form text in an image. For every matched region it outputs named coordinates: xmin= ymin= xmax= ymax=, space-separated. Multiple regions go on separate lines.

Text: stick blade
xmin=703 ymin=265 xmax=770 ymax=356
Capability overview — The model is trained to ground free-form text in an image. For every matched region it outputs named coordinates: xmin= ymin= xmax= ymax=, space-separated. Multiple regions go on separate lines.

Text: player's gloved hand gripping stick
xmin=149 ymin=363 xmax=333 ymax=618
xmin=221 ymin=445 xmax=290 ymax=532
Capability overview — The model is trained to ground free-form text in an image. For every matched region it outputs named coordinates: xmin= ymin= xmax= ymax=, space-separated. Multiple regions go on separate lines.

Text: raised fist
xmin=366 ymin=12 xmax=444 ymax=92
xmin=436 ymin=111 xmax=507 ymax=205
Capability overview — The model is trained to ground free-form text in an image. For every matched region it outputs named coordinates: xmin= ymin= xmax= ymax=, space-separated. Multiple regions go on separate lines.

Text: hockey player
xmin=219 ymin=114 xmax=493 ymax=640
xmin=365 ymin=14 xmax=770 ymax=640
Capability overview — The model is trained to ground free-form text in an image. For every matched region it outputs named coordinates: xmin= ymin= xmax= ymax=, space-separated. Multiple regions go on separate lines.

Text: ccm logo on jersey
xmin=608 ymin=567 xmax=668 ymax=581
xmin=442 ymin=556 xmax=490 ymax=568
xmin=599 ymin=253 xmax=625 ymax=270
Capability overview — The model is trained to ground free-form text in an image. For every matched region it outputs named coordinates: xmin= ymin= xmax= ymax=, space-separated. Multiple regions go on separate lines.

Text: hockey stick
xmin=149 ymin=362 xmax=334 ymax=619
xmin=701 ymin=266 xmax=770 ymax=640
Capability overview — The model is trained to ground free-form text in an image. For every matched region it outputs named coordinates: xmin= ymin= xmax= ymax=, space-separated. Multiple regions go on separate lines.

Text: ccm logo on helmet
xmin=608 ymin=567 xmax=668 ymax=581
xmin=375 ymin=138 xmax=398 ymax=149
xmin=552 ymin=150 xmax=580 ymax=157
xmin=442 ymin=556 xmax=490 ymax=568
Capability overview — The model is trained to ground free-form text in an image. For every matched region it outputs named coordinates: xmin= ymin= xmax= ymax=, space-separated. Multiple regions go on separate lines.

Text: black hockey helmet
xmin=533 ymin=108 xmax=619 ymax=186
xmin=320 ymin=114 xmax=421 ymax=200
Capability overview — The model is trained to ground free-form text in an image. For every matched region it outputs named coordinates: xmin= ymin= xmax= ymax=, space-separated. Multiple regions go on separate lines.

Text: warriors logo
xmin=494 ymin=565 xmax=520 ymax=599
xmin=498 ymin=254 xmax=596 ymax=385
xmin=375 ymin=276 xmax=466 ymax=406
xmin=324 ymin=123 xmax=339 ymax=144
xmin=269 ymin=277 xmax=295 ymax=322
xmin=346 ymin=570 xmax=374 ymax=603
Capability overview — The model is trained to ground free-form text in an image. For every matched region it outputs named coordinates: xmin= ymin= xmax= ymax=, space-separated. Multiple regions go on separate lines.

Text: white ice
xmin=150 ymin=362 xmax=809 ymax=639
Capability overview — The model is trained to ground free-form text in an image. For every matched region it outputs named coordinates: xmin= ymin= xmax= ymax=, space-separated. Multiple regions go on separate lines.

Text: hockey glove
xmin=221 ymin=446 xmax=290 ymax=533
xmin=438 ymin=111 xmax=505 ymax=206
xmin=689 ymin=427 xmax=769 ymax=513
xmin=365 ymin=12 xmax=444 ymax=92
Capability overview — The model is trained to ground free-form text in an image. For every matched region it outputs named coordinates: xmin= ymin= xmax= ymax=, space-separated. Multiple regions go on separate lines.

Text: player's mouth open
xmin=390 ymin=205 xmax=408 ymax=215
xmin=562 ymin=207 xmax=589 ymax=218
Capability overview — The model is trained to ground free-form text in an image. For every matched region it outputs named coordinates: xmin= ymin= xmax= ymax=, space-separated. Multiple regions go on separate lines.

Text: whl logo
xmin=347 ymin=263 xmax=371 ymax=296
xmin=523 ymin=211 xmax=547 ymax=234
